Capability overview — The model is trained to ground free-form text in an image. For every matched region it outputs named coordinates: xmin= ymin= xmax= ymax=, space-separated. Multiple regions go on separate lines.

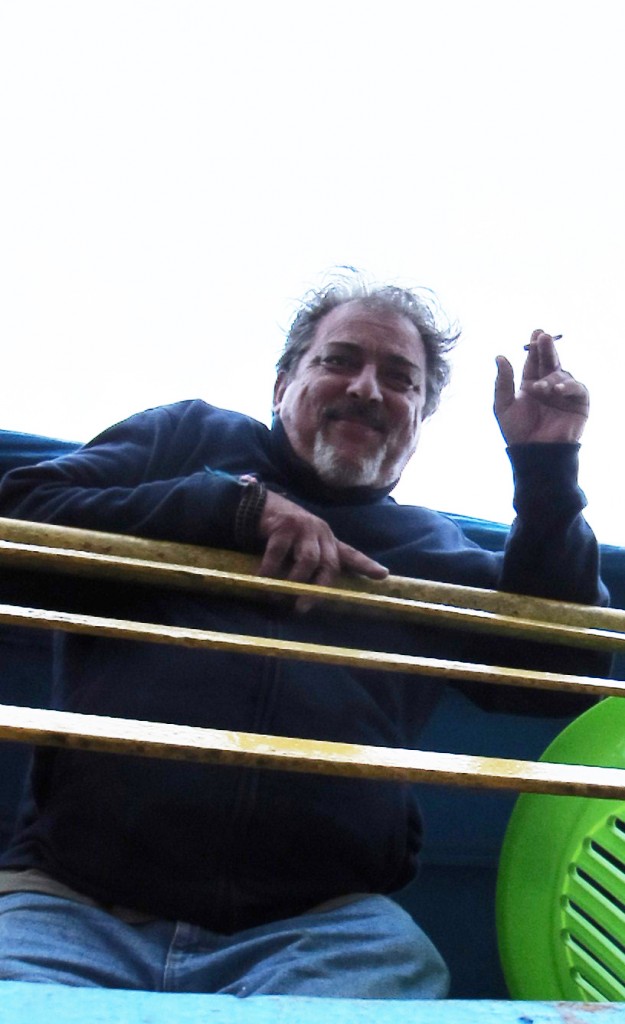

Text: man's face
xmin=273 ymin=300 xmax=428 ymax=488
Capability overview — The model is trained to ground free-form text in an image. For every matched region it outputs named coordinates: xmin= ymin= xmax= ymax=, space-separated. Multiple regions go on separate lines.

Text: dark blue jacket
xmin=0 ymin=401 xmax=609 ymax=932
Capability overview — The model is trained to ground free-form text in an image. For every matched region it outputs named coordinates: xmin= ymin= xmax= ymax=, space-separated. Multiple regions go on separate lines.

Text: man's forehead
xmin=313 ymin=300 xmax=424 ymax=358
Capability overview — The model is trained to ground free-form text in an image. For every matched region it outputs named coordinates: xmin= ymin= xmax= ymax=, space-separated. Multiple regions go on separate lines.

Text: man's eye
xmin=383 ymin=370 xmax=419 ymax=392
xmin=321 ymin=355 xmax=355 ymax=370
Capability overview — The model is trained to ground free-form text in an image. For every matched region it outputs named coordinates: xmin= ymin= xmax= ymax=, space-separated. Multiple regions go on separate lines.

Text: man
xmin=0 ymin=275 xmax=608 ymax=998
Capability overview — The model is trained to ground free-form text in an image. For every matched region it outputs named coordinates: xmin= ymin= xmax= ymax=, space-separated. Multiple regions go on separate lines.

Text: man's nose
xmin=346 ymin=363 xmax=383 ymax=402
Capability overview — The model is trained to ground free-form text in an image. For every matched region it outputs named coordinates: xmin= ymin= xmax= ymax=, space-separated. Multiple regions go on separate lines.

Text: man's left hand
xmin=494 ymin=329 xmax=589 ymax=445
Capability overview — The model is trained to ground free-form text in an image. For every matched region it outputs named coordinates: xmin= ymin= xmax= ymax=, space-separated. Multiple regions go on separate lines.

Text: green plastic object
xmin=497 ymin=696 xmax=625 ymax=1001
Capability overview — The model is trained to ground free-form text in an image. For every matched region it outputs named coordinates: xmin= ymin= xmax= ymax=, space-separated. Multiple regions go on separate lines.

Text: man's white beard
xmin=311 ymin=433 xmax=389 ymax=488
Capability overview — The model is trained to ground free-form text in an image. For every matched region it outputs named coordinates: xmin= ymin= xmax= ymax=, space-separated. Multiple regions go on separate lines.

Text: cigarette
xmin=524 ymin=333 xmax=563 ymax=350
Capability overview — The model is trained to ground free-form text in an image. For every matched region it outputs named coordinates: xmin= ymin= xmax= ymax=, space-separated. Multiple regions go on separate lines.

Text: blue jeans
xmin=0 ymin=891 xmax=449 ymax=998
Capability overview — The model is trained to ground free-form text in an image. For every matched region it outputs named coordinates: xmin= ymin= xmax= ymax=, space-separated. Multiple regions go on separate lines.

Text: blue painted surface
xmin=0 ymin=984 xmax=624 ymax=1024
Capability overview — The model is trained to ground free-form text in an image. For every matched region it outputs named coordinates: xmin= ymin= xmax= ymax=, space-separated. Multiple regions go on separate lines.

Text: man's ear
xmin=273 ymin=371 xmax=288 ymax=413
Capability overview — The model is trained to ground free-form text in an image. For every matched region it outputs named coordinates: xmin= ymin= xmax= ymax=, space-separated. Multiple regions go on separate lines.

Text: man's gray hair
xmin=277 ymin=270 xmax=460 ymax=418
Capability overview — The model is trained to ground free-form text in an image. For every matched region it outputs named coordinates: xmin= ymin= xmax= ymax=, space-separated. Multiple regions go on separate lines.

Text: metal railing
xmin=0 ymin=516 xmax=623 ymax=800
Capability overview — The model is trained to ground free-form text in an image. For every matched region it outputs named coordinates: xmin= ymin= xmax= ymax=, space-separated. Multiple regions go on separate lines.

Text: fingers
xmin=258 ymin=529 xmax=304 ymax=580
xmin=522 ymin=329 xmax=561 ymax=382
xmin=531 ymin=370 xmax=589 ymax=410
xmin=257 ymin=492 xmax=388 ymax=612
xmin=287 ymin=533 xmax=340 ymax=587
xmin=493 ymin=355 xmax=515 ymax=419
xmin=495 ymin=330 xmax=589 ymax=444
xmin=290 ymin=542 xmax=387 ymax=614
xmin=523 ymin=329 xmax=587 ymax=413
xmin=336 ymin=542 xmax=389 ymax=580
xmin=517 ymin=329 xmax=587 ymax=411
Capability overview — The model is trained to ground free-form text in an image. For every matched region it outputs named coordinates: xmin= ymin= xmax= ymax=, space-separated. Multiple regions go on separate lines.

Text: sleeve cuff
xmin=506 ymin=443 xmax=587 ymax=518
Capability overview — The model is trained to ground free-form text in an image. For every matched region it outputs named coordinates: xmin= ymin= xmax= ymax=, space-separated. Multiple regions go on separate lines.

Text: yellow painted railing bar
xmin=0 ymin=602 xmax=623 ymax=699
xmin=0 ymin=516 xmax=621 ymax=634
xmin=0 ymin=535 xmax=623 ymax=656
xmin=0 ymin=702 xmax=623 ymax=799
xmin=2 ymin=538 xmax=623 ymax=654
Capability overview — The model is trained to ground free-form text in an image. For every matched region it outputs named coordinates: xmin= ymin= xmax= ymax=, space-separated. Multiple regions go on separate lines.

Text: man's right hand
xmin=258 ymin=491 xmax=388 ymax=609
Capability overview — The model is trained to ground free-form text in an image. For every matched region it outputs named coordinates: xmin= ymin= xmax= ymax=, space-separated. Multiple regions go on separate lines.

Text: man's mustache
xmin=323 ymin=402 xmax=388 ymax=433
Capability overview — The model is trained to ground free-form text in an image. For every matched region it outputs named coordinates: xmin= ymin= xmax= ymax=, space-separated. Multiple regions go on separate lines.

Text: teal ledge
xmin=0 ymin=984 xmax=624 ymax=1024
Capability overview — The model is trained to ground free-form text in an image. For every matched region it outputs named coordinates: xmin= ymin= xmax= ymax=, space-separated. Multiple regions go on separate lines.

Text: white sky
xmin=1 ymin=1 xmax=623 ymax=543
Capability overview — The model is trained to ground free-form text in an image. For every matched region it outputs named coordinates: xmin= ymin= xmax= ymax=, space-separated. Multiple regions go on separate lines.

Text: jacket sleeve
xmin=457 ymin=442 xmax=611 ymax=715
xmin=0 ymin=403 xmax=245 ymax=549
xmin=498 ymin=443 xmax=607 ymax=607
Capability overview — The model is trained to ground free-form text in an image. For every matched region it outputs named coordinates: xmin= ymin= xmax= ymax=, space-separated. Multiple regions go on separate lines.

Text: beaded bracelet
xmin=234 ymin=478 xmax=268 ymax=548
